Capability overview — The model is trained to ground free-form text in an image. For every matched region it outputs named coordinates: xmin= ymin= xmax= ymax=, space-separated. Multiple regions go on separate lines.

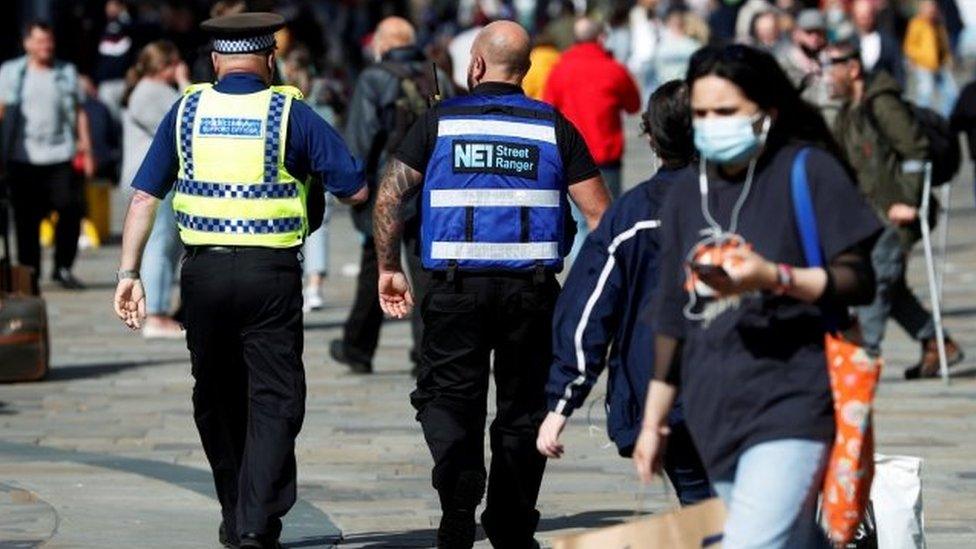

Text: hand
xmin=700 ymin=247 xmax=777 ymax=295
xmin=633 ymin=422 xmax=670 ymax=483
xmin=378 ymin=269 xmax=413 ymax=319
xmin=82 ymin=151 xmax=96 ymax=179
xmin=113 ymin=277 xmax=146 ymax=330
xmin=536 ymin=412 xmax=568 ymax=458
xmin=887 ymin=203 xmax=918 ymax=226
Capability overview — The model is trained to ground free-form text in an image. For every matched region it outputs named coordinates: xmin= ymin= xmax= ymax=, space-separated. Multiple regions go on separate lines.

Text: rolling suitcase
xmin=0 ymin=194 xmax=49 ymax=382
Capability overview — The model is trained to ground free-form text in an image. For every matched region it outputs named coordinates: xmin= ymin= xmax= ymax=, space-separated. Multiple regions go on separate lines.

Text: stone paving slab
xmin=0 ymin=122 xmax=974 ymax=547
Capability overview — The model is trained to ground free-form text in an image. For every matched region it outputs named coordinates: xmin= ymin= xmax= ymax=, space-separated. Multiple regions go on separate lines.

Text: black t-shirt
xmin=651 ymin=144 xmax=882 ymax=479
xmin=394 ymin=82 xmax=599 ymax=184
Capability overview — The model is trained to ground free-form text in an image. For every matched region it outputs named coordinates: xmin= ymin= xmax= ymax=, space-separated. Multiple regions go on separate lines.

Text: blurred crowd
xmin=2 ymin=2 xmax=974 ymax=545
xmin=2 ymin=0 xmax=975 ymax=342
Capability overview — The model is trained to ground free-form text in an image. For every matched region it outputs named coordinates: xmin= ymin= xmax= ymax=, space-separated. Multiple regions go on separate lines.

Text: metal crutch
xmin=936 ymin=183 xmax=952 ymax=300
xmin=919 ymin=162 xmax=951 ymax=384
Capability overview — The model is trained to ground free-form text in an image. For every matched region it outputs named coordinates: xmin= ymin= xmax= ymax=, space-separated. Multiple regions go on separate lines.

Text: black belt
xmin=184 ymin=245 xmax=301 ymax=257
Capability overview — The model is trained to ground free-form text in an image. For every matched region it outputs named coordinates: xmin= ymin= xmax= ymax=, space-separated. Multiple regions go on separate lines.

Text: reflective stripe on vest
xmin=429 ymin=189 xmax=560 ymax=208
xmin=171 ymin=85 xmax=307 ymax=247
xmin=420 ymin=94 xmax=568 ymax=272
xmin=430 ymin=241 xmax=560 ymax=260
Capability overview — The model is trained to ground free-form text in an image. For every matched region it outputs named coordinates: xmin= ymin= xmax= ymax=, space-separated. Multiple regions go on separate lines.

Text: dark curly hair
xmin=642 ymin=80 xmax=695 ymax=168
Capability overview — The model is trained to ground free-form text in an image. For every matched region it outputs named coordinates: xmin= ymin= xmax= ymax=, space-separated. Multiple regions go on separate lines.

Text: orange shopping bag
xmin=791 ymin=147 xmax=882 ymax=545
xmin=820 ymin=330 xmax=882 ymax=545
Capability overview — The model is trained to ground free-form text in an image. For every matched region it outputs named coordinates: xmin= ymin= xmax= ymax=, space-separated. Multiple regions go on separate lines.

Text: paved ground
xmin=1 ymin=122 xmax=976 ymax=548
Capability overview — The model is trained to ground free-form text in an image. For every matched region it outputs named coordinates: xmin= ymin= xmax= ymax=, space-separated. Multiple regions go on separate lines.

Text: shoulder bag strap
xmin=790 ymin=147 xmax=824 ymax=268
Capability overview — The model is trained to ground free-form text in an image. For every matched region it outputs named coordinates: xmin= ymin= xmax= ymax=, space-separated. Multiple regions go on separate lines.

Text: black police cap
xmin=201 ymin=12 xmax=285 ymax=54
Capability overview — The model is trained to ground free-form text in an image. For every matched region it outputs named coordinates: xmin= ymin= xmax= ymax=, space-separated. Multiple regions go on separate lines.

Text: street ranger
xmin=372 ymin=20 xmax=609 ymax=549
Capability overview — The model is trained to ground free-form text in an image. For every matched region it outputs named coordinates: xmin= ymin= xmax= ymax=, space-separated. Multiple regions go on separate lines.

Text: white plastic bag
xmin=871 ymin=454 xmax=926 ymax=549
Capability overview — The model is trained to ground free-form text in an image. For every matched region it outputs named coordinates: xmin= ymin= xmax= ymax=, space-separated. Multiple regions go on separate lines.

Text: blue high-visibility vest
xmin=420 ymin=93 xmax=569 ymax=272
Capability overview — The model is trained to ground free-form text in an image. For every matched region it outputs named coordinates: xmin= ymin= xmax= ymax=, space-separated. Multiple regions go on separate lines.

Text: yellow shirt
xmin=903 ymin=16 xmax=950 ymax=71
xmin=522 ymin=45 xmax=561 ymax=100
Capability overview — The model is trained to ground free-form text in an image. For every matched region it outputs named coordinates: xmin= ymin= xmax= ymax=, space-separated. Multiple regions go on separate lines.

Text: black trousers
xmin=341 ymin=233 xmax=429 ymax=364
xmin=181 ymin=247 xmax=305 ymax=541
xmin=411 ymin=273 xmax=559 ymax=548
xmin=8 ymin=161 xmax=83 ymax=281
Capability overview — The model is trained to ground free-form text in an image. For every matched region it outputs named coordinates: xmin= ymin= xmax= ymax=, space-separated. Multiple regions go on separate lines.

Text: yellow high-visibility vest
xmin=171 ymin=83 xmax=308 ymax=247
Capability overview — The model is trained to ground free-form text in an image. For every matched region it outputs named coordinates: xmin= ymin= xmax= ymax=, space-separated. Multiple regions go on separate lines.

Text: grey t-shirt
xmin=121 ymin=79 xmax=180 ymax=189
xmin=7 ymin=66 xmax=77 ymax=164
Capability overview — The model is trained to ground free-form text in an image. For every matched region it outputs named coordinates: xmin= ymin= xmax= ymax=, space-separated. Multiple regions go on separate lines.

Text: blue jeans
xmin=302 ymin=194 xmax=332 ymax=276
xmin=712 ymin=439 xmax=830 ymax=549
xmin=911 ymin=64 xmax=958 ymax=117
xmin=663 ymin=418 xmax=715 ymax=506
xmin=141 ymin=192 xmax=182 ymax=315
xmin=857 ymin=226 xmax=939 ymax=355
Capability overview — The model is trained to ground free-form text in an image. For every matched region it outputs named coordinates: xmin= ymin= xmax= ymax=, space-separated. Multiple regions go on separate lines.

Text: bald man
xmin=373 ymin=20 xmax=610 ymax=548
xmin=331 ymin=17 xmax=454 ymax=376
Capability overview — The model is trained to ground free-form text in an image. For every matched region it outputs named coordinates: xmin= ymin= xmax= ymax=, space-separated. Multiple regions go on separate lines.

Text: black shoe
xmin=219 ymin=521 xmax=237 ymax=548
xmin=52 ymin=268 xmax=85 ymax=290
xmin=481 ymin=509 xmax=541 ymax=549
xmin=437 ymin=510 xmax=476 ymax=548
xmin=329 ymin=339 xmax=373 ymax=374
xmin=239 ymin=533 xmax=281 ymax=549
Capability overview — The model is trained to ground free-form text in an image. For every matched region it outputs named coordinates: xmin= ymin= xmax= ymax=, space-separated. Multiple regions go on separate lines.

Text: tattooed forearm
xmin=373 ymin=158 xmax=423 ymax=272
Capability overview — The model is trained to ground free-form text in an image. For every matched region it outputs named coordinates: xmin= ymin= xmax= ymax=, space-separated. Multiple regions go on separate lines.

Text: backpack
xmin=378 ymin=62 xmax=437 ymax=155
xmin=868 ymin=93 xmax=961 ymax=186
xmin=910 ymin=104 xmax=960 ymax=186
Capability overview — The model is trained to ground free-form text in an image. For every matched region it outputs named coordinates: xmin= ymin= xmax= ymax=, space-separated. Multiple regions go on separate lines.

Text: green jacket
xmin=833 ymin=70 xmax=929 ymax=245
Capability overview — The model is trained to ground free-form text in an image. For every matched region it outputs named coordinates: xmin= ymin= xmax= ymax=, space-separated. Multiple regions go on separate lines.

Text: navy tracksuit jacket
xmin=546 ymin=166 xmax=713 ymax=504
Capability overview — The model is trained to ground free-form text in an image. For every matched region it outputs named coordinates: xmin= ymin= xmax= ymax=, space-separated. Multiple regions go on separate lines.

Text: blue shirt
xmin=131 ymin=72 xmax=364 ymax=199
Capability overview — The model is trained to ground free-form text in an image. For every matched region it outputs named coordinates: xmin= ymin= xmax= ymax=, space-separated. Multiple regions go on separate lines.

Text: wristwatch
xmin=116 ymin=269 xmax=141 ymax=281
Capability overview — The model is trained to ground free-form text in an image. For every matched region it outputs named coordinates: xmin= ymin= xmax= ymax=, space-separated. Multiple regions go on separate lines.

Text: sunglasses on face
xmin=825 ymin=52 xmax=859 ymax=65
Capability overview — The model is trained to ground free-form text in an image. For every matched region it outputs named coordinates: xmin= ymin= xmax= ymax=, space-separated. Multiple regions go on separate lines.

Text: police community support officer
xmin=373 ymin=21 xmax=610 ymax=549
xmin=112 ymin=13 xmax=367 ymax=549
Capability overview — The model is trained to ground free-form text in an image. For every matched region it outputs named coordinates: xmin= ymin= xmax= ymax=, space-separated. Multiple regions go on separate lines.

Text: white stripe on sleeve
xmin=555 ymin=219 xmax=661 ymax=415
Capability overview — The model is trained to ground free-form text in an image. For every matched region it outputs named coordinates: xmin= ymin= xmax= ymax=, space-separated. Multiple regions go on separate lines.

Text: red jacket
xmin=543 ymin=42 xmax=641 ymax=166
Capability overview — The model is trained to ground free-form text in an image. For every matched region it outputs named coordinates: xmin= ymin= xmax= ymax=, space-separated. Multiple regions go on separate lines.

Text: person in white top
xmin=852 ymin=0 xmax=905 ymax=84
xmin=628 ymin=0 xmax=662 ymax=94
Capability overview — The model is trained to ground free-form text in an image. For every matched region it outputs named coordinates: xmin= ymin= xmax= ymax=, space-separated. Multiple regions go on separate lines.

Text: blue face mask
xmin=693 ymin=114 xmax=770 ymax=165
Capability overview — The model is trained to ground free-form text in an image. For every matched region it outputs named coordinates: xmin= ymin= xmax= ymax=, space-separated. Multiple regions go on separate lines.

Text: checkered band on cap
xmin=212 ymin=34 xmax=276 ymax=54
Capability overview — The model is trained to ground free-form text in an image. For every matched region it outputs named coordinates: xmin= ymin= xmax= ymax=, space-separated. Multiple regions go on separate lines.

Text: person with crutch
xmin=826 ymin=40 xmax=964 ymax=379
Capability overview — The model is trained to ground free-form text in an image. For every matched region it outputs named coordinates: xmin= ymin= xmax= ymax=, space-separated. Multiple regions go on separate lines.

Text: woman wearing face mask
xmin=632 ymin=45 xmax=882 ymax=548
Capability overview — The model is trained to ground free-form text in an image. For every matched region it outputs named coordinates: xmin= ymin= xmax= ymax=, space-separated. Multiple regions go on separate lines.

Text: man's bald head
xmin=373 ymin=16 xmax=415 ymax=59
xmin=467 ymin=20 xmax=532 ymax=89
xmin=573 ymin=17 xmax=604 ymax=43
